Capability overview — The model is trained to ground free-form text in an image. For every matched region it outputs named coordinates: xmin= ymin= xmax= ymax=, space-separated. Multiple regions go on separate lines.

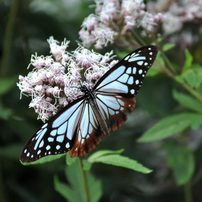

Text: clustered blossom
xmin=79 ymin=0 xmax=164 ymax=49
xmin=17 ymin=37 xmax=118 ymax=122
xmin=147 ymin=0 xmax=202 ymax=46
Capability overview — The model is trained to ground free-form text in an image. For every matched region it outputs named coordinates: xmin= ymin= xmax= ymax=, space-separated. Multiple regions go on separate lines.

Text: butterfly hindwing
xmin=69 ymin=100 xmax=104 ymax=157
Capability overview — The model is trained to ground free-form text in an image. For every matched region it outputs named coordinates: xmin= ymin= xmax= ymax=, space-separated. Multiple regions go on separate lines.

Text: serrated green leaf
xmin=162 ymin=143 xmax=195 ymax=185
xmin=88 ymin=149 xmax=124 ymax=163
xmin=183 ymin=49 xmax=193 ymax=72
xmin=0 ymin=77 xmax=16 ymax=95
xmin=173 ymin=90 xmax=202 ymax=113
xmin=21 ymin=153 xmax=66 ymax=165
xmin=54 ymin=176 xmax=77 ymax=202
xmin=138 ymin=113 xmax=202 ymax=142
xmin=162 ymin=43 xmax=175 ymax=52
xmin=89 ymin=154 xmax=152 ymax=174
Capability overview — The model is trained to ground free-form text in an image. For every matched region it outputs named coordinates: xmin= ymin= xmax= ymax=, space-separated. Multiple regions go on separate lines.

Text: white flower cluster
xmin=79 ymin=0 xmax=164 ymax=49
xmin=147 ymin=0 xmax=202 ymax=35
xmin=17 ymin=37 xmax=118 ymax=122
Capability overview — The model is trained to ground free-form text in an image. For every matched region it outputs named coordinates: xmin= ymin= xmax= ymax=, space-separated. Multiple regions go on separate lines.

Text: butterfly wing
xmin=20 ymin=97 xmax=85 ymax=163
xmin=69 ymin=100 xmax=105 ymax=157
xmin=93 ymin=45 xmax=158 ymax=133
xmin=94 ymin=45 xmax=158 ymax=96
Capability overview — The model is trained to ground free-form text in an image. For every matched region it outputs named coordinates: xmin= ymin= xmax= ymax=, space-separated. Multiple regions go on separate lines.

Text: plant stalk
xmin=78 ymin=157 xmax=90 ymax=202
xmin=184 ymin=181 xmax=193 ymax=202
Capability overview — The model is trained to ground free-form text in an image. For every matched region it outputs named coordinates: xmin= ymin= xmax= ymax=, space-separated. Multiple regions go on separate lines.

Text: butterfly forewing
xmin=94 ymin=45 xmax=158 ymax=97
xmin=20 ymin=45 xmax=158 ymax=163
xmin=20 ymin=97 xmax=85 ymax=163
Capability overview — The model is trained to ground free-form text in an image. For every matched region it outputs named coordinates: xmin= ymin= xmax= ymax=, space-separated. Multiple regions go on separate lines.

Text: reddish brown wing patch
xmin=108 ymin=96 xmax=136 ymax=132
xmin=69 ymin=126 xmax=104 ymax=157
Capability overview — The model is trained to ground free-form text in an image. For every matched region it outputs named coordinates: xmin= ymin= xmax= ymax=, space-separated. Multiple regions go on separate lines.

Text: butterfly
xmin=20 ymin=45 xmax=158 ymax=163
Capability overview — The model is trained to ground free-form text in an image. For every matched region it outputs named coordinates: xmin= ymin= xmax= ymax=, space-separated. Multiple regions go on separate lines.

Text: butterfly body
xmin=20 ymin=45 xmax=158 ymax=163
xmin=80 ymin=84 xmax=110 ymax=136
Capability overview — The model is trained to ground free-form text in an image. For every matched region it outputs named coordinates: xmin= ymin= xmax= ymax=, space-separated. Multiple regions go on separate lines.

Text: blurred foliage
xmin=0 ymin=0 xmax=202 ymax=202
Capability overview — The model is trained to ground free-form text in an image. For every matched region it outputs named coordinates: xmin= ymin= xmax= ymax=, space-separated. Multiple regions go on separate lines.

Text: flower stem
xmin=184 ymin=181 xmax=193 ymax=202
xmin=1 ymin=0 xmax=20 ymax=77
xmin=78 ymin=157 xmax=90 ymax=202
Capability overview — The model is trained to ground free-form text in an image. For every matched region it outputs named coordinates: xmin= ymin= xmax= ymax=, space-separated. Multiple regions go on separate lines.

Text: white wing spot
xmin=149 ymin=52 xmax=153 ymax=55
xmin=24 ymin=149 xmax=27 ymax=153
xmin=133 ymin=67 xmax=137 ymax=74
xmin=128 ymin=76 xmax=134 ymax=85
xmin=130 ymin=89 xmax=135 ymax=94
xmin=50 ymin=129 xmax=57 ymax=136
xmin=65 ymin=142 xmax=70 ymax=149
xmin=129 ymin=56 xmax=146 ymax=62
xmin=135 ymin=80 xmax=139 ymax=85
xmin=137 ymin=61 xmax=143 ymax=66
xmin=56 ymin=135 xmax=65 ymax=143
xmin=48 ymin=137 xmax=54 ymax=142
xmin=148 ymin=47 xmax=151 ymax=50
xmin=26 ymin=152 xmax=30 ymax=157
xmin=37 ymin=150 xmax=41 ymax=155
xmin=139 ymin=69 xmax=143 ymax=74
xmin=39 ymin=140 xmax=44 ymax=148
xmin=42 ymin=123 xmax=48 ymax=129
xmin=144 ymin=62 xmax=148 ymax=66
xmin=46 ymin=145 xmax=51 ymax=150
xmin=124 ymin=55 xmax=130 ymax=60
xmin=126 ymin=67 xmax=132 ymax=74
xmin=56 ymin=145 xmax=61 ymax=150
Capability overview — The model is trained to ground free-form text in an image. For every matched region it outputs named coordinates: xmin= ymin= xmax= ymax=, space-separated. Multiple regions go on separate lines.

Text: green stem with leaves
xmin=78 ymin=157 xmax=90 ymax=202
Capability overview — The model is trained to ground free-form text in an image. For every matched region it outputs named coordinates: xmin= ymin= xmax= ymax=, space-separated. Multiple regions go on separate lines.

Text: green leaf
xmin=182 ymin=65 xmax=202 ymax=88
xmin=88 ymin=149 xmax=124 ymax=163
xmin=138 ymin=113 xmax=202 ymax=142
xmin=66 ymin=153 xmax=77 ymax=166
xmin=87 ymin=172 xmax=102 ymax=202
xmin=88 ymin=150 xmax=152 ymax=174
xmin=162 ymin=143 xmax=195 ymax=185
xmin=65 ymin=160 xmax=86 ymax=202
xmin=173 ymin=90 xmax=202 ymax=113
xmin=54 ymin=176 xmax=77 ymax=202
xmin=183 ymin=49 xmax=193 ymax=72
xmin=82 ymin=159 xmax=92 ymax=171
xmin=21 ymin=153 xmax=66 ymax=165
xmin=0 ymin=77 xmax=16 ymax=95
xmin=162 ymin=43 xmax=175 ymax=52
xmin=62 ymin=159 xmax=102 ymax=202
